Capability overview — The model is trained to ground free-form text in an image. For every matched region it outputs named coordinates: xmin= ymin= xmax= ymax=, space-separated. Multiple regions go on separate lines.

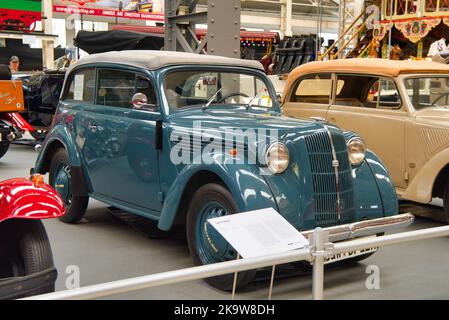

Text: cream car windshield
xmin=164 ymin=70 xmax=274 ymax=111
xmin=404 ymin=76 xmax=449 ymax=110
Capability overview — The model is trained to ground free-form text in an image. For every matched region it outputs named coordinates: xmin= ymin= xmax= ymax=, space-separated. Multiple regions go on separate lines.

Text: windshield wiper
xmin=202 ymin=88 xmax=223 ymax=110
xmin=245 ymin=93 xmax=265 ymax=111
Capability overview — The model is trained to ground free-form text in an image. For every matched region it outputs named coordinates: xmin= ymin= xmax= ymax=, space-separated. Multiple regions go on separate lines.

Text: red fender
xmin=9 ymin=113 xmax=35 ymax=132
xmin=0 ymin=178 xmax=65 ymax=223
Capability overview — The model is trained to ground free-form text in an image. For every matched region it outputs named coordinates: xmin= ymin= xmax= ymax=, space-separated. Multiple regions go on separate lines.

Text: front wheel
xmin=49 ymin=148 xmax=88 ymax=224
xmin=186 ymin=183 xmax=256 ymax=291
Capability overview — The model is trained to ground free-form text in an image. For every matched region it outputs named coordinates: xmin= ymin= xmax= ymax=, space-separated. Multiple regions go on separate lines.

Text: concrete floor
xmin=3 ymin=143 xmax=449 ymax=300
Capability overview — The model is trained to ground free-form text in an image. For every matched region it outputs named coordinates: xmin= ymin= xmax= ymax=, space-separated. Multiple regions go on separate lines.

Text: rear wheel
xmin=443 ymin=181 xmax=449 ymax=223
xmin=0 ymin=142 xmax=10 ymax=159
xmin=0 ymin=219 xmax=55 ymax=298
xmin=186 ymin=183 xmax=256 ymax=291
xmin=49 ymin=148 xmax=88 ymax=224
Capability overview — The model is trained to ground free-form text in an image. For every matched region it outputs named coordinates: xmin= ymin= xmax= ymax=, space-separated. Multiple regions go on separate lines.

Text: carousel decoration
xmin=444 ymin=17 xmax=449 ymax=27
xmin=368 ymin=38 xmax=381 ymax=58
xmin=372 ymin=22 xmax=393 ymax=41
xmin=390 ymin=44 xmax=402 ymax=60
xmin=394 ymin=18 xmax=441 ymax=43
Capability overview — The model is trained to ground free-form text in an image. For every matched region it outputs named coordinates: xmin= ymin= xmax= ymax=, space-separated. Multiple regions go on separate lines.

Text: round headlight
xmin=265 ymin=142 xmax=289 ymax=174
xmin=347 ymin=137 xmax=366 ymax=166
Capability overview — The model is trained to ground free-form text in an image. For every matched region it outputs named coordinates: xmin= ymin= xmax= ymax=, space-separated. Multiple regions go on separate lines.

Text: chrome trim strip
xmin=323 ymin=125 xmax=341 ymax=221
xmin=301 ymin=213 xmax=415 ymax=242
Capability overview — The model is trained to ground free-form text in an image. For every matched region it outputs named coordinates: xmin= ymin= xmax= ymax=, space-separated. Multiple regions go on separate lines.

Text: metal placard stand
xmin=208 ymin=208 xmax=309 ymax=300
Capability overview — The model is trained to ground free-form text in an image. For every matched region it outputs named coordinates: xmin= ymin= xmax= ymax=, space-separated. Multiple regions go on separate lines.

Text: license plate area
xmin=325 ymin=246 xmax=378 ymax=264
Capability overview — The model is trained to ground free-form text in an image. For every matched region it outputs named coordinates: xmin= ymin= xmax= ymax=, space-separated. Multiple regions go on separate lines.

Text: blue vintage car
xmin=32 ymin=51 xmax=413 ymax=290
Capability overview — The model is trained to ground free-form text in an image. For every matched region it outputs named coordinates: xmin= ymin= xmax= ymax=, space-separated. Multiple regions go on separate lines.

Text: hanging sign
xmin=53 ymin=0 xmax=165 ymax=21
xmin=0 ymin=0 xmax=42 ymax=32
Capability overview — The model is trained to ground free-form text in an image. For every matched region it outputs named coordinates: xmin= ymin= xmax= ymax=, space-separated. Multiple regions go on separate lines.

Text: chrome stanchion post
xmin=231 ymin=253 xmax=240 ymax=300
xmin=268 ymin=265 xmax=276 ymax=300
xmin=310 ymin=227 xmax=329 ymax=300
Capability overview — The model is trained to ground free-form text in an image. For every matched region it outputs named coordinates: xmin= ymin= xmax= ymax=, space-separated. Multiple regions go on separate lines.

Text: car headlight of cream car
xmin=265 ymin=142 xmax=289 ymax=174
xmin=347 ymin=137 xmax=366 ymax=166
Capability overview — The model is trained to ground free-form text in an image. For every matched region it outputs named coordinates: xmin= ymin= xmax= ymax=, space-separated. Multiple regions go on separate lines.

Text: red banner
xmin=53 ymin=5 xmax=164 ymax=21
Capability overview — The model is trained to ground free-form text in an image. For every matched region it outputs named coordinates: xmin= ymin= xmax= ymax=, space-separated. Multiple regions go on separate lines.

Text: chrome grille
xmin=305 ymin=130 xmax=355 ymax=227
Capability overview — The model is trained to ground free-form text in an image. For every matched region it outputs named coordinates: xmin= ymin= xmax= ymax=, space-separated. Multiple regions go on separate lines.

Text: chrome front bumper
xmin=301 ymin=213 xmax=415 ymax=242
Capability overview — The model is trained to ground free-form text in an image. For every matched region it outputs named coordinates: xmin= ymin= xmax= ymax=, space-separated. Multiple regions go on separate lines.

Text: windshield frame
xmin=160 ymin=65 xmax=279 ymax=115
xmin=401 ymin=74 xmax=449 ymax=112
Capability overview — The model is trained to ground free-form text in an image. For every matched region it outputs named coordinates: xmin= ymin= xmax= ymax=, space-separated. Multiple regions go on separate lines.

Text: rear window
xmin=290 ymin=73 xmax=342 ymax=104
xmin=65 ymin=68 xmax=96 ymax=103
xmin=96 ymin=69 xmax=136 ymax=108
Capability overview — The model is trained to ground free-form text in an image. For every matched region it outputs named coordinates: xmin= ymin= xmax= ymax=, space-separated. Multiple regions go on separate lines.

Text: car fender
xmin=157 ymin=158 xmax=278 ymax=231
xmin=362 ymin=150 xmax=399 ymax=217
xmin=34 ymin=124 xmax=82 ymax=173
xmin=0 ymin=178 xmax=65 ymax=223
xmin=402 ymin=147 xmax=449 ymax=204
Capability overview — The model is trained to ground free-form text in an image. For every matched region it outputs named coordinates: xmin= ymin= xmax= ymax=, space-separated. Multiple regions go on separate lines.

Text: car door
xmin=327 ymin=74 xmax=407 ymax=189
xmin=282 ymin=73 xmax=332 ymax=121
xmin=83 ymin=68 xmax=162 ymax=212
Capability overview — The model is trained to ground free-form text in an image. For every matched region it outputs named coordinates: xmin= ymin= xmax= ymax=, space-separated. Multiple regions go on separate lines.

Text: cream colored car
xmin=282 ymin=58 xmax=449 ymax=220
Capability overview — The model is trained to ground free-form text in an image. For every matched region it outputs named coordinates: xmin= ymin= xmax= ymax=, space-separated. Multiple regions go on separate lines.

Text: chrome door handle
xmin=310 ymin=116 xmax=326 ymax=122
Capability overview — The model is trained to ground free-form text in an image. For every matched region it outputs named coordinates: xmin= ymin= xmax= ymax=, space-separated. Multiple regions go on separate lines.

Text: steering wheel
xmin=217 ymin=92 xmax=249 ymax=103
xmin=432 ymin=92 xmax=449 ymax=106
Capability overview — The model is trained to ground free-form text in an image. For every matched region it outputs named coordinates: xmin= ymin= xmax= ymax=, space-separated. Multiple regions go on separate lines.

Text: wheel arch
xmin=34 ymin=125 xmax=82 ymax=174
xmin=402 ymin=147 xmax=449 ymax=204
xmin=37 ymin=139 xmax=65 ymax=173
xmin=432 ymin=163 xmax=449 ymax=198
xmin=157 ymin=164 xmax=278 ymax=231
xmin=170 ymin=170 xmax=226 ymax=228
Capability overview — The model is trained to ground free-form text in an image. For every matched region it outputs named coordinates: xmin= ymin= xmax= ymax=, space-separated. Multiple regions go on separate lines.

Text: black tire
xmin=49 ymin=148 xmax=88 ymax=224
xmin=186 ymin=183 xmax=256 ymax=291
xmin=443 ymin=181 xmax=449 ymax=223
xmin=0 ymin=142 xmax=10 ymax=159
xmin=0 ymin=219 xmax=55 ymax=298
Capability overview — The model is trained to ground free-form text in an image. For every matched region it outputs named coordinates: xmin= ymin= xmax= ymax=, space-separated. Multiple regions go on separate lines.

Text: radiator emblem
xmin=332 ymin=160 xmax=339 ymax=168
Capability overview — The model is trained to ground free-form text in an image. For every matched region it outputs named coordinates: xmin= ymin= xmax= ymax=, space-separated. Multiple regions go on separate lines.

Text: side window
xmin=135 ymin=76 xmax=157 ymax=106
xmin=96 ymin=69 xmax=136 ymax=108
xmin=65 ymin=68 xmax=96 ymax=103
xmin=290 ymin=73 xmax=332 ymax=104
xmin=335 ymin=74 xmax=376 ymax=107
xmin=367 ymin=78 xmax=401 ymax=109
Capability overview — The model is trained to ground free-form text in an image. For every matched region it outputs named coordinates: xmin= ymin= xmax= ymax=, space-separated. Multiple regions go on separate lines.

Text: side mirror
xmin=277 ymin=93 xmax=282 ymax=104
xmin=131 ymin=93 xmax=157 ymax=110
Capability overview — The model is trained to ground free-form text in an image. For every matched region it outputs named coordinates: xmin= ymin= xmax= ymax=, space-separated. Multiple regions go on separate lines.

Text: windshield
xmin=164 ymin=70 xmax=274 ymax=111
xmin=404 ymin=76 xmax=449 ymax=110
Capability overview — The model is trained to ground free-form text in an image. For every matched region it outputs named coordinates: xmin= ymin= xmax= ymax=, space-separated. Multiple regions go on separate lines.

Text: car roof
xmin=70 ymin=50 xmax=264 ymax=72
xmin=288 ymin=58 xmax=449 ymax=79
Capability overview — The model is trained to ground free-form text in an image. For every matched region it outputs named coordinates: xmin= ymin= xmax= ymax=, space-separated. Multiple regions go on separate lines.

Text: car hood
xmin=167 ymin=107 xmax=326 ymax=136
xmin=414 ymin=107 xmax=449 ymax=126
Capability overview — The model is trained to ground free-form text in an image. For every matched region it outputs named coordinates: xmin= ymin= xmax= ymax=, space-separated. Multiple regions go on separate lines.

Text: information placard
xmin=208 ymin=207 xmax=309 ymax=259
